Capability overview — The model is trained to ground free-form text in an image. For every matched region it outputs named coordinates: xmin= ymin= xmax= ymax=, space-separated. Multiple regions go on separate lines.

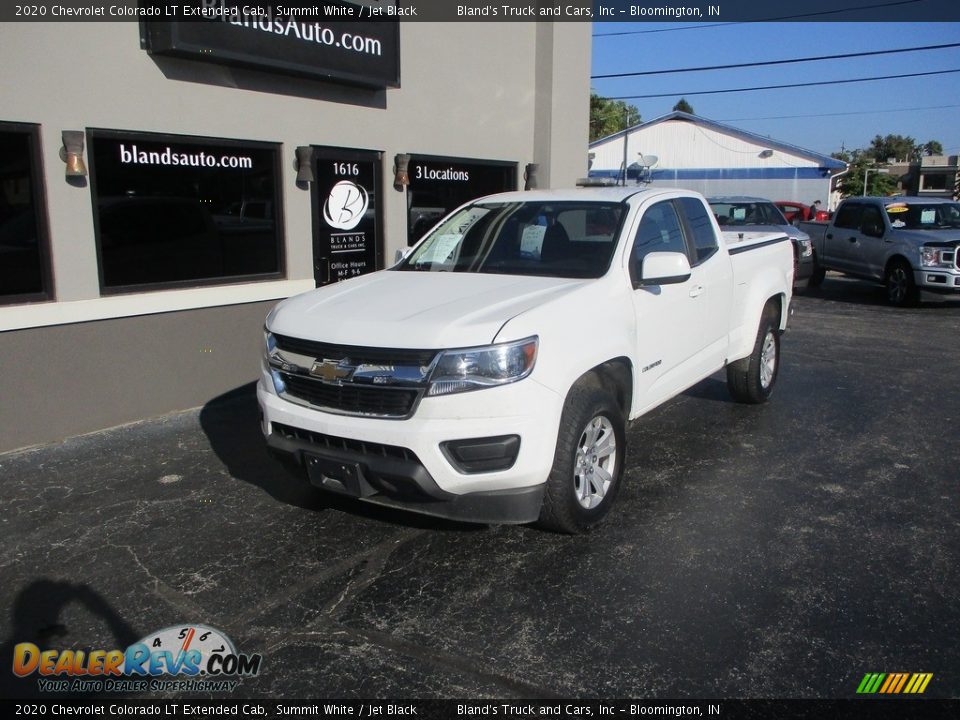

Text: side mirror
xmin=394 ymin=247 xmax=413 ymax=264
xmin=862 ymin=223 xmax=884 ymax=238
xmin=634 ymin=251 xmax=692 ymax=288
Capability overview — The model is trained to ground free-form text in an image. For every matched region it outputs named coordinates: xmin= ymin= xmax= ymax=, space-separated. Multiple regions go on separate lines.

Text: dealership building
xmin=0 ymin=18 xmax=590 ymax=452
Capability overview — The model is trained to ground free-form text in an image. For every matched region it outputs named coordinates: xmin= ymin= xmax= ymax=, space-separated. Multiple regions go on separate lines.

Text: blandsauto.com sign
xmin=141 ymin=2 xmax=399 ymax=88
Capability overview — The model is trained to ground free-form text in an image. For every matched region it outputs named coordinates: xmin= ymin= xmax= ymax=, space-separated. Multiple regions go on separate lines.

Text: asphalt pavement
xmin=2 ymin=274 xmax=958 ymax=700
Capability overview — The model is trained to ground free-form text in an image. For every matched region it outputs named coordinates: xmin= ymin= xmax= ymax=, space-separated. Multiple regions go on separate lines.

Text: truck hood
xmin=267 ymin=270 xmax=590 ymax=349
xmin=892 ymin=229 xmax=960 ymax=245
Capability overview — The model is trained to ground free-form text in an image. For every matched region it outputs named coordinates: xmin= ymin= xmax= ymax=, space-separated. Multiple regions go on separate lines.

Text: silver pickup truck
xmin=800 ymin=196 xmax=960 ymax=306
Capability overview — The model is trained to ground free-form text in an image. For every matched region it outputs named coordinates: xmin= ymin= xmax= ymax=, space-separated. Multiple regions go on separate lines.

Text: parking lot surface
xmin=2 ymin=275 xmax=958 ymax=700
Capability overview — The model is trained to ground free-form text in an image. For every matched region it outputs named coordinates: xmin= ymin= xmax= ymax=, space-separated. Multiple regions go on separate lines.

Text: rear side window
xmin=678 ymin=197 xmax=718 ymax=264
xmin=834 ymin=203 xmax=863 ymax=229
xmin=860 ymin=205 xmax=883 ymax=232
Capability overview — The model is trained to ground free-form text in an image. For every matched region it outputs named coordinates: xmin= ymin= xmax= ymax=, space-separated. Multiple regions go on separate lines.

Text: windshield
xmin=884 ymin=202 xmax=960 ymax=230
xmin=395 ymin=201 xmax=625 ymax=279
xmin=709 ymin=201 xmax=788 ymax=227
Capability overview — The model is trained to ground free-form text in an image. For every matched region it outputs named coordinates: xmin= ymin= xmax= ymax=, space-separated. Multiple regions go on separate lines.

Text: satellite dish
xmin=640 ymin=155 xmax=659 ymax=168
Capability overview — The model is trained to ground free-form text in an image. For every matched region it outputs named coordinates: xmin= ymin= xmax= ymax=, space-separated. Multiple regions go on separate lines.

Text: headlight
xmin=427 ymin=337 xmax=538 ymax=397
xmin=263 ymin=329 xmax=286 ymax=394
xmin=799 ymin=239 xmax=813 ymax=258
xmin=920 ymin=246 xmax=951 ymax=268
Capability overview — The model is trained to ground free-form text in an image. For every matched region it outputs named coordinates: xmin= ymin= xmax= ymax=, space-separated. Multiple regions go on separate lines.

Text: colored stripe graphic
xmin=857 ymin=673 xmax=932 ymax=694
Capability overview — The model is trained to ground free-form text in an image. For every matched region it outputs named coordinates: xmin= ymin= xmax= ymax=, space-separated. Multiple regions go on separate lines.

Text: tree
xmin=590 ymin=92 xmax=641 ymax=143
xmin=672 ymin=98 xmax=694 ymax=114
xmin=923 ymin=140 xmax=944 ymax=156
xmin=868 ymin=134 xmax=919 ymax=163
xmin=832 ymin=149 xmax=899 ymax=198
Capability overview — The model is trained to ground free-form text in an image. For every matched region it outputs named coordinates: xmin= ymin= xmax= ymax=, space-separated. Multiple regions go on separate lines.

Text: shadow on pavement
xmin=0 ymin=580 xmax=140 ymax=699
xmin=198 ymin=383 xmax=484 ymax=533
xmin=799 ymin=276 xmax=960 ymax=310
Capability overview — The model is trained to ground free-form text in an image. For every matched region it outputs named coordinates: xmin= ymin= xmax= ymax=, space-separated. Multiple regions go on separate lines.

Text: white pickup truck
xmin=259 ymin=188 xmax=793 ymax=533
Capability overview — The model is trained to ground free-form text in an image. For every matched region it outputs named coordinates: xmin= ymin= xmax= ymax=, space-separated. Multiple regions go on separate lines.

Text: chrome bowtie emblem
xmin=310 ymin=359 xmax=354 ymax=382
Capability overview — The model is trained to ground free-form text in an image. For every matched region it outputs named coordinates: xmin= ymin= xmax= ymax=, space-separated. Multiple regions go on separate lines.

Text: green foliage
xmin=672 ymin=98 xmax=695 ymax=114
xmin=832 ymin=149 xmax=899 ymax=198
xmin=868 ymin=134 xmax=919 ymax=163
xmin=590 ymin=92 xmax=641 ymax=143
xmin=834 ymin=133 xmax=945 ymax=199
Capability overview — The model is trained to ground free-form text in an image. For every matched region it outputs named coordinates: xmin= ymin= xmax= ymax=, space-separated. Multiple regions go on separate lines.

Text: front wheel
xmin=538 ymin=382 xmax=626 ymax=534
xmin=885 ymin=260 xmax=919 ymax=307
xmin=727 ymin=305 xmax=781 ymax=404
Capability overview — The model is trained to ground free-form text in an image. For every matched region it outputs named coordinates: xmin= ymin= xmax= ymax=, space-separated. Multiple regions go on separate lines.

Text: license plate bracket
xmin=305 ymin=455 xmax=372 ymax=497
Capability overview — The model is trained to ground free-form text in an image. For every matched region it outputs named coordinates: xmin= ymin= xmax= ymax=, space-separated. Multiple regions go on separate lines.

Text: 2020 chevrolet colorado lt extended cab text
xmin=259 ymin=188 xmax=794 ymax=532
xmin=800 ymin=196 xmax=960 ymax=306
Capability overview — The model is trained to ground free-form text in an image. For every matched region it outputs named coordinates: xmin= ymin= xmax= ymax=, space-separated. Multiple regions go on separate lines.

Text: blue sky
xmin=590 ymin=22 xmax=960 ymax=158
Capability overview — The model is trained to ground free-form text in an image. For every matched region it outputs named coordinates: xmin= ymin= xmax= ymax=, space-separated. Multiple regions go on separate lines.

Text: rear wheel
xmin=885 ymin=259 xmax=919 ymax=307
xmin=538 ymin=381 xmax=625 ymax=534
xmin=727 ymin=303 xmax=781 ymax=404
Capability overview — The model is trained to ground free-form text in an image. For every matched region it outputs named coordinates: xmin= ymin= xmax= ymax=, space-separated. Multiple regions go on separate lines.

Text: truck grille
xmin=273 ymin=334 xmax=437 ymax=368
xmin=279 ymin=372 xmax=422 ymax=418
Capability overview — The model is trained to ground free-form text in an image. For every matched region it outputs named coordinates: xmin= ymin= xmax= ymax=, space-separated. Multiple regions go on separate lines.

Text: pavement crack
xmin=233 ymin=527 xmax=425 ymax=627
xmin=111 ymin=544 xmax=210 ymax=620
xmin=335 ymin=624 xmax=566 ymax=699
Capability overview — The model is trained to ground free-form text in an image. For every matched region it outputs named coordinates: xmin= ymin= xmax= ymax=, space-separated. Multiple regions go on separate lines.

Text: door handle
xmin=689 ymin=285 xmax=704 ymax=298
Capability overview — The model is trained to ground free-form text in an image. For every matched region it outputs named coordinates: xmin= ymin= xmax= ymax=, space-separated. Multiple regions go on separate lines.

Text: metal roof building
xmin=589 ymin=112 xmax=847 ymax=208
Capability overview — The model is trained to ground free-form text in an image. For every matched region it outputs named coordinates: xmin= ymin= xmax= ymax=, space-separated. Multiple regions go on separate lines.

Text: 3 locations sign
xmin=141 ymin=2 xmax=399 ymax=88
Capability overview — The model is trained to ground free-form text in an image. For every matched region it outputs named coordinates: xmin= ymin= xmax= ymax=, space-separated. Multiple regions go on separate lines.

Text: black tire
xmin=885 ymin=259 xmax=919 ymax=307
xmin=727 ymin=304 xmax=781 ymax=404
xmin=807 ymin=252 xmax=826 ymax=288
xmin=538 ymin=381 xmax=626 ymax=534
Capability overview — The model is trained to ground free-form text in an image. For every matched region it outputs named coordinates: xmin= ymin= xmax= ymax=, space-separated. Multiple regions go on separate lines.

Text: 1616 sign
xmin=311 ymin=148 xmax=382 ymax=287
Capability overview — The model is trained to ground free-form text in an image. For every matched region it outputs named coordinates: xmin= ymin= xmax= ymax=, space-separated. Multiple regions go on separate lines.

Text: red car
xmin=775 ymin=201 xmax=829 ymax=224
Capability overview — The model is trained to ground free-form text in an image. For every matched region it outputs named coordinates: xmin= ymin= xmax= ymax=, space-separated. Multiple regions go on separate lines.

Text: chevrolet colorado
xmin=259 ymin=188 xmax=793 ymax=532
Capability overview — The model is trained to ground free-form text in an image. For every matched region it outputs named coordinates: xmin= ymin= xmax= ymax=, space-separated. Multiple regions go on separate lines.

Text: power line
xmin=718 ymin=104 xmax=960 ymax=123
xmin=607 ymin=68 xmax=960 ymax=100
xmin=591 ymin=43 xmax=960 ymax=80
xmin=592 ymin=0 xmax=923 ymax=36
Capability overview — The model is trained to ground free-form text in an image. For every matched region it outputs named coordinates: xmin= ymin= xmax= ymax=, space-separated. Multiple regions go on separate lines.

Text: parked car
xmin=799 ymin=196 xmax=960 ymax=306
xmin=708 ymin=196 xmax=814 ymax=282
xmin=258 ymin=188 xmax=793 ymax=533
xmin=774 ymin=201 xmax=830 ymax=225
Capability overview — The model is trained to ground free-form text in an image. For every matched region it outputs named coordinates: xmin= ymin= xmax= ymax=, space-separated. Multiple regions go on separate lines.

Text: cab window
xmin=834 ymin=203 xmax=863 ymax=230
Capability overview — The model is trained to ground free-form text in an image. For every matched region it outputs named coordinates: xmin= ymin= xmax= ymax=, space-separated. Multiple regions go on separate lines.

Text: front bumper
xmin=257 ymin=367 xmax=564 ymax=524
xmin=915 ymin=269 xmax=960 ymax=294
xmin=794 ymin=252 xmax=814 ymax=281
xmin=265 ymin=424 xmax=544 ymax=524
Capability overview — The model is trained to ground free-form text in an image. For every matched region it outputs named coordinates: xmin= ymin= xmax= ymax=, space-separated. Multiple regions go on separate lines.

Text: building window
xmin=0 ymin=122 xmax=51 ymax=304
xmin=919 ymin=173 xmax=948 ymax=192
xmin=88 ymin=129 xmax=284 ymax=292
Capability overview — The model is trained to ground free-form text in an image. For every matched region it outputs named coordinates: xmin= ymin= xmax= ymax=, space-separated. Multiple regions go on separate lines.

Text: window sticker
xmin=520 ymin=224 xmax=546 ymax=256
xmin=420 ymin=234 xmax=461 ymax=265
xmin=885 ymin=204 xmax=908 ymax=213
xmin=920 ymin=209 xmax=936 ymax=225
xmin=733 ymin=207 xmax=746 ymax=220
